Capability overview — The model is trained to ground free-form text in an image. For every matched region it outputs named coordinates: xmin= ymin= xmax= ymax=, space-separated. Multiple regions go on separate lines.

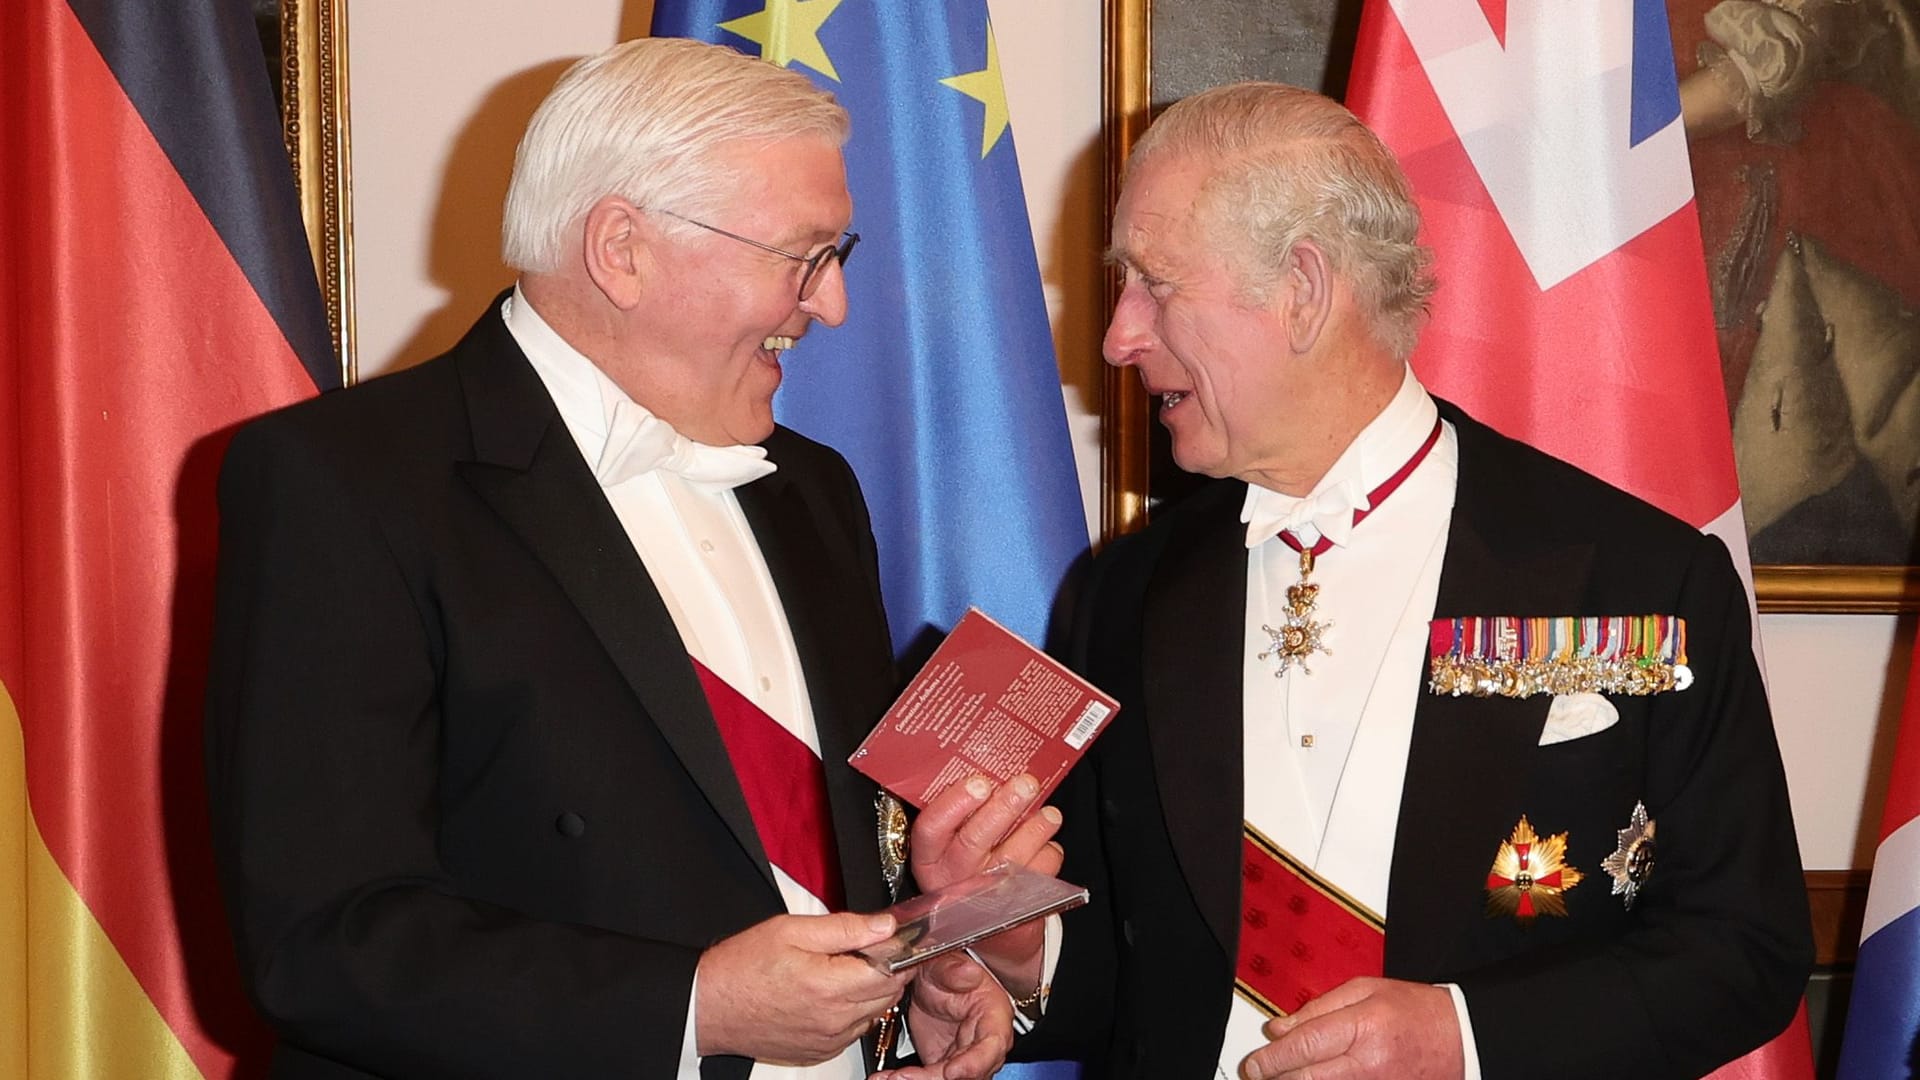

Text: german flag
xmin=1 ymin=0 xmax=334 ymax=1075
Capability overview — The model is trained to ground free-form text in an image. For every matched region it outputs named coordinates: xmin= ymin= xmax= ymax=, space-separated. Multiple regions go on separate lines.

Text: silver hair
xmin=1130 ymin=82 xmax=1436 ymax=359
xmin=502 ymin=37 xmax=850 ymax=273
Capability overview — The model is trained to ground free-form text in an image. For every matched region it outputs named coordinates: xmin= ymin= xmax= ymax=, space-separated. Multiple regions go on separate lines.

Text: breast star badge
xmin=1600 ymin=801 xmax=1657 ymax=910
xmin=1485 ymin=816 xmax=1582 ymax=924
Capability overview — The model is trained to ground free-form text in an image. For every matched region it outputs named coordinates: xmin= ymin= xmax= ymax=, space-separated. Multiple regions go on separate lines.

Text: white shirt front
xmin=505 ymin=288 xmax=864 ymax=1080
xmin=1219 ymin=367 xmax=1482 ymax=1078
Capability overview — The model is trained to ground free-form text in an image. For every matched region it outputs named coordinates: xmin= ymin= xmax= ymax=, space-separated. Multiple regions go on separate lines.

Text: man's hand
xmin=1240 ymin=977 xmax=1464 ymax=1080
xmin=695 ymin=912 xmax=909 ymax=1066
xmin=872 ymin=952 xmax=1014 ymax=1080
xmin=908 ymin=773 xmax=1064 ymax=993
xmin=911 ymin=772 xmax=1064 ymax=890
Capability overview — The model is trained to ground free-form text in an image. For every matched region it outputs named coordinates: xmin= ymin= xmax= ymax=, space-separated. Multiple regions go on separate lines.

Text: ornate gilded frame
xmin=279 ymin=0 xmax=356 ymax=384
xmin=1098 ymin=0 xmax=1918 ymax=611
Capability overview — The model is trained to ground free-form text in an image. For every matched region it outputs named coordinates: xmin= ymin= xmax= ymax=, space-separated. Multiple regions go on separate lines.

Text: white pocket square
xmin=1540 ymin=692 xmax=1619 ymax=745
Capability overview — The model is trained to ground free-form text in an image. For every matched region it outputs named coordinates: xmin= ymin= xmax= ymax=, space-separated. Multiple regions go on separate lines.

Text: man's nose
xmin=798 ymin=259 xmax=849 ymax=327
xmin=1102 ymin=283 xmax=1154 ymax=367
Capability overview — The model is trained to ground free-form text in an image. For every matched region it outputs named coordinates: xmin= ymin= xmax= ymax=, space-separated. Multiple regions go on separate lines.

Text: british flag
xmin=1838 ymin=664 xmax=1920 ymax=1078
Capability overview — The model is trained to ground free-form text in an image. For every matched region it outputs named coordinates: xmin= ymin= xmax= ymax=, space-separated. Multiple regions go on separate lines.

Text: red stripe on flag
xmin=1476 ymin=0 xmax=1507 ymax=48
xmin=1349 ymin=3 xmax=1739 ymax=530
xmin=2 ymin=0 xmax=320 ymax=1073
xmin=1880 ymin=643 xmax=1920 ymax=844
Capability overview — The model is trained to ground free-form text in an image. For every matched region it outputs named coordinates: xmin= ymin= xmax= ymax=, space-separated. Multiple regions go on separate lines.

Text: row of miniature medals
xmin=1255 ymin=543 xmax=1670 ymax=920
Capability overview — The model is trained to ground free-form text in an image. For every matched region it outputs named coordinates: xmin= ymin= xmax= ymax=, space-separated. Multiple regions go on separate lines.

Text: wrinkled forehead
xmin=1110 ymin=154 xmax=1215 ymax=264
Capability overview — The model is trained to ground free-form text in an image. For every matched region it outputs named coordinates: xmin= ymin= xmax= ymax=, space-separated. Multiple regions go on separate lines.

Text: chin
xmin=733 ymin=412 xmax=777 ymax=445
xmin=1169 ymin=442 xmax=1227 ymax=480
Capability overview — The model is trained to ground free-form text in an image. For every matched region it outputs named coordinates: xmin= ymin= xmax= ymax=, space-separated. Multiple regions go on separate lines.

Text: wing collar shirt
xmin=505 ymin=287 xmax=862 ymax=1080
xmin=1224 ymin=366 xmax=1485 ymax=1079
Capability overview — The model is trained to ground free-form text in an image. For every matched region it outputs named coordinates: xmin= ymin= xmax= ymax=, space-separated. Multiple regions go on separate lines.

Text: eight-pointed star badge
xmin=1600 ymin=801 xmax=1657 ymax=910
xmin=1485 ymin=816 xmax=1582 ymax=924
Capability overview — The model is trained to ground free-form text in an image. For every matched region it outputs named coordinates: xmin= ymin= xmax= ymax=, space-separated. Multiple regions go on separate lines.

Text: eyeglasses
xmin=656 ymin=209 xmax=859 ymax=302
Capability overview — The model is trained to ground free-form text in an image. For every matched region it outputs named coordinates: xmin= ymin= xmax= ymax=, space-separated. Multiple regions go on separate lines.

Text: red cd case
xmin=847 ymin=608 xmax=1118 ymax=810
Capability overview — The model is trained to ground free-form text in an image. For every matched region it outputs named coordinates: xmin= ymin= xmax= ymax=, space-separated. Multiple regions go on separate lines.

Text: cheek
xmin=1160 ymin=310 xmax=1221 ymax=388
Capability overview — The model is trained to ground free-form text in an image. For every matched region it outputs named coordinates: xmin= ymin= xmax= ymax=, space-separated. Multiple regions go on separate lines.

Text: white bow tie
xmin=1245 ymin=476 xmax=1370 ymax=550
xmin=594 ymin=400 xmax=776 ymax=490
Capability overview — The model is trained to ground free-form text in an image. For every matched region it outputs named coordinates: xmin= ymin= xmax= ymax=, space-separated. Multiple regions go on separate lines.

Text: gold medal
xmin=1485 ymin=816 xmax=1582 ymax=923
xmin=1258 ymin=548 xmax=1333 ymax=677
xmin=1600 ymin=801 xmax=1656 ymax=909
xmin=1253 ymin=418 xmax=1446 ymax=680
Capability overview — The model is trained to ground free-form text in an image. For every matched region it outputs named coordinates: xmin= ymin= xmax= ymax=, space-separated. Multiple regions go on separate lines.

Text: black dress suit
xmin=1027 ymin=401 xmax=1812 ymax=1079
xmin=205 ymin=301 xmax=897 ymax=1079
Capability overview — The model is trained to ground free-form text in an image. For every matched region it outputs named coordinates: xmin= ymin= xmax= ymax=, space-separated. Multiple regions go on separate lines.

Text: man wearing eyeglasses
xmin=205 ymin=37 xmax=1054 ymax=1080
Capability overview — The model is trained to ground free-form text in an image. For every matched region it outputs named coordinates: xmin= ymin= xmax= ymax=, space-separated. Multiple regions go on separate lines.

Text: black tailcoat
xmin=205 ymin=301 xmax=896 ymax=1079
xmin=1025 ymin=402 xmax=1812 ymax=1080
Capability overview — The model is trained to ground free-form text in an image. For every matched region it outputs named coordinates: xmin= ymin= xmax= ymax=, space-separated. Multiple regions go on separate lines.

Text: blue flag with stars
xmin=652 ymin=0 xmax=1088 ymax=662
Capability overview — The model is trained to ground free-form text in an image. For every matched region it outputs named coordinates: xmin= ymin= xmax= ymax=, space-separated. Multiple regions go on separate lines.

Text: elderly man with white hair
xmin=1022 ymin=82 xmax=1812 ymax=1080
xmin=206 ymin=37 xmax=1055 ymax=1080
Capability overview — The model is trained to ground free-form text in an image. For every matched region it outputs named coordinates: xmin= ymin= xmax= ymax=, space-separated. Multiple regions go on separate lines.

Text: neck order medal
xmin=1259 ymin=547 xmax=1333 ymax=677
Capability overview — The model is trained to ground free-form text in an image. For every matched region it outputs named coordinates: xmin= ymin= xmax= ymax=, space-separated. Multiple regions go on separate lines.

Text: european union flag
xmin=652 ymin=0 xmax=1087 ymax=659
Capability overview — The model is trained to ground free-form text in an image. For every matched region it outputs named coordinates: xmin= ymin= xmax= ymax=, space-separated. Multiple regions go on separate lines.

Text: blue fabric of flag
xmin=1838 ymin=903 xmax=1920 ymax=1079
xmin=652 ymin=0 xmax=1087 ymax=658
xmin=1627 ymin=0 xmax=1681 ymax=149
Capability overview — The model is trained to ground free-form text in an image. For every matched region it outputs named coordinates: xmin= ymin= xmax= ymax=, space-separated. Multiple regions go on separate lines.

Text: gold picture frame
xmin=278 ymin=0 xmax=356 ymax=385
xmin=1101 ymin=0 xmax=1152 ymax=543
xmin=1098 ymin=0 xmax=1920 ymax=612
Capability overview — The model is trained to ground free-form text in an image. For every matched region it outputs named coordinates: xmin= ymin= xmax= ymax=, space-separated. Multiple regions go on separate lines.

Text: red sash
xmin=1235 ymin=824 xmax=1385 ymax=1017
xmin=692 ymin=658 xmax=846 ymax=911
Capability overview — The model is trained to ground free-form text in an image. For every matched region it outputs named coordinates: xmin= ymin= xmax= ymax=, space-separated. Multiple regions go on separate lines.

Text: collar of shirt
xmin=503 ymin=287 xmax=776 ymax=490
xmin=1240 ymin=365 xmax=1441 ymax=550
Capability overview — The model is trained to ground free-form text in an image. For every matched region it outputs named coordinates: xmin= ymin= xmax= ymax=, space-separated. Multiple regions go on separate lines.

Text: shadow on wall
xmin=1041 ymin=130 xmax=1107 ymax=523
xmin=374 ymin=58 xmax=576 ymax=375
xmin=376 ymin=0 xmax=656 ymax=375
xmin=1858 ymin=615 xmax=1918 ymax=865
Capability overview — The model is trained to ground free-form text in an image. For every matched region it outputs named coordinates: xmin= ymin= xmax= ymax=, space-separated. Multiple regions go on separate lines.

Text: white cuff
xmin=1443 ymin=982 xmax=1482 ymax=1080
xmin=1010 ymin=912 xmax=1065 ymax=1034
xmin=677 ymin=972 xmax=704 ymax=1078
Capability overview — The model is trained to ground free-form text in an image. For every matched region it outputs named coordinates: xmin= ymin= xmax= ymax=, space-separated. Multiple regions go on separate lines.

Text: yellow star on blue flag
xmin=719 ymin=0 xmax=843 ymax=82
xmin=940 ymin=22 xmax=1009 ymax=158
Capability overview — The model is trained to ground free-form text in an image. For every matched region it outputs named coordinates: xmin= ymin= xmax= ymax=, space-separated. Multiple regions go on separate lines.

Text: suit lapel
xmin=1143 ymin=482 xmax=1249 ymax=958
xmin=736 ymin=462 xmax=894 ymax=913
xmin=449 ymin=306 xmax=776 ymax=896
xmin=1385 ymin=406 xmax=1594 ymax=979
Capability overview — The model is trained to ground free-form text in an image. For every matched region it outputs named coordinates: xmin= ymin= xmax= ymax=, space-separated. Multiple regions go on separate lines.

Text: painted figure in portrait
xmin=1676 ymin=0 xmax=1920 ymax=565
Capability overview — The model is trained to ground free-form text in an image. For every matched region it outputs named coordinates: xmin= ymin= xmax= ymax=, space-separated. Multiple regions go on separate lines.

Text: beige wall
xmin=346 ymin=1 xmax=1899 ymax=872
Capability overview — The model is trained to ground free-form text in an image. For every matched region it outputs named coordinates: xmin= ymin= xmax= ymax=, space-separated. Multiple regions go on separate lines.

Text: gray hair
xmin=1131 ymin=82 xmax=1436 ymax=359
xmin=502 ymin=37 xmax=850 ymax=272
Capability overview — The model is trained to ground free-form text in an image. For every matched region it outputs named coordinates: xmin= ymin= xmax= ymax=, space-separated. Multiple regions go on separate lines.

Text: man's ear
xmin=1279 ymin=239 xmax=1335 ymax=355
xmin=581 ymin=196 xmax=653 ymax=310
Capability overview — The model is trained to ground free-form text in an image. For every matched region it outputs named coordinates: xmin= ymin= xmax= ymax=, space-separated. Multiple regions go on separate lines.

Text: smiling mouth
xmin=762 ymin=335 xmax=797 ymax=353
xmin=1161 ymin=391 xmax=1187 ymax=409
